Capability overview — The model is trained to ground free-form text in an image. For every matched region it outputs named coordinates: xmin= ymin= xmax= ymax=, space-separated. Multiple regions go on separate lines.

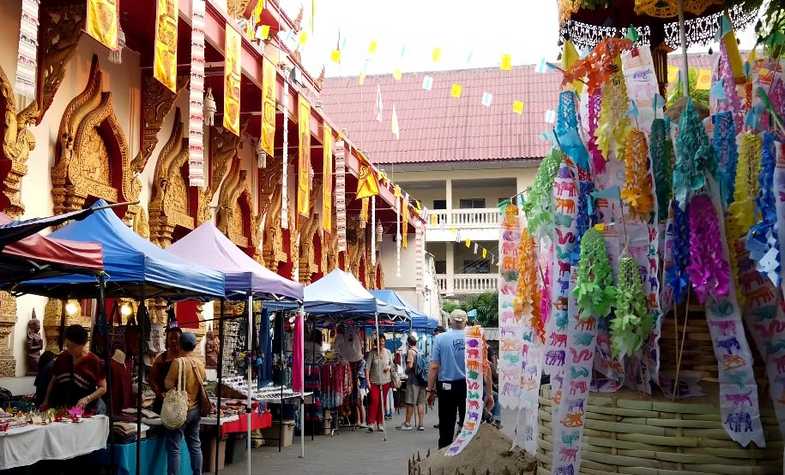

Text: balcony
xmin=426 ymin=208 xmax=500 ymax=242
xmin=436 ymin=273 xmax=498 ymax=296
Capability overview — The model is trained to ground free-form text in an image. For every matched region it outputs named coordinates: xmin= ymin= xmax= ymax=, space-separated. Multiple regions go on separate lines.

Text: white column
xmin=446 ymin=242 xmax=454 ymax=295
xmin=445 ymin=179 xmax=453 ymax=225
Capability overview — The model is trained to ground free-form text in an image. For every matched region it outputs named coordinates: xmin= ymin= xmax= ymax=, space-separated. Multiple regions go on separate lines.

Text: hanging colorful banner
xmin=281 ymin=86 xmax=289 ymax=230
xmin=223 ymin=24 xmax=242 ymax=136
xmin=621 ymin=46 xmax=661 ymax=135
xmin=188 ymin=0 xmax=206 ymax=188
xmin=297 ymin=96 xmax=311 ymax=217
xmin=86 ymin=0 xmax=119 ymax=51
xmin=498 ymin=204 xmax=522 ymax=409
xmin=261 ymin=57 xmax=277 ymax=157
xmin=322 ymin=125 xmax=333 ymax=233
xmin=360 ymin=198 xmax=369 ymax=227
xmin=356 ymin=156 xmax=380 ymax=199
xmin=446 ymin=325 xmax=484 ymax=456
xmin=395 ymin=192 xmax=401 ymax=278
xmin=335 ymin=140 xmax=347 ymax=252
xmin=401 ymin=194 xmax=410 ymax=249
xmin=415 ymin=224 xmax=424 ymax=291
xmin=371 ymin=197 xmax=377 ymax=266
xmin=153 ymin=0 xmax=178 ymax=92
xmin=14 ymin=0 xmax=39 ymax=99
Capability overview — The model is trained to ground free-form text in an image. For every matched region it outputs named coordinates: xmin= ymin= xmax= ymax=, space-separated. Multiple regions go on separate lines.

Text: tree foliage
xmin=442 ymin=292 xmax=498 ymax=327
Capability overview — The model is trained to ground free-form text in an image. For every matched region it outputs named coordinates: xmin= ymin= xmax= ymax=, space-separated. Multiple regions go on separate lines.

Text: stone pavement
xmin=218 ymin=409 xmax=441 ymax=475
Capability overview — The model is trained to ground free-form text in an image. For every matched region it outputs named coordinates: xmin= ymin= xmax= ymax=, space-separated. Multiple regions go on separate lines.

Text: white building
xmin=322 ymin=66 xmax=561 ymax=301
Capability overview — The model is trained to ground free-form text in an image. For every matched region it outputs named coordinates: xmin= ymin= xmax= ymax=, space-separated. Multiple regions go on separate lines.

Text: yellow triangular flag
xmin=464 ymin=239 xmax=471 ymax=248
xmin=432 ymin=48 xmax=442 ymax=63
xmin=259 ymin=24 xmax=271 ymax=40
xmin=298 ymin=30 xmax=309 ymax=46
xmin=393 ymin=68 xmax=402 ymax=80
xmin=368 ymin=40 xmax=378 ymax=55
xmin=500 ymin=53 xmax=512 ymax=71
xmin=562 ymin=40 xmax=583 ymax=95
xmin=482 ymin=248 xmax=487 ymax=258
xmin=512 ymin=100 xmax=524 ymax=115
xmin=450 ymin=83 xmax=462 ymax=98
xmin=330 ymin=49 xmax=341 ymax=63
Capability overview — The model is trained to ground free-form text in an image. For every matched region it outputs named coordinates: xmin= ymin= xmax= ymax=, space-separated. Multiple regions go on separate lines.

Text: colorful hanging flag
xmin=371 ymin=197 xmax=377 ymax=265
xmin=719 ymin=15 xmax=745 ymax=84
xmin=391 ymin=105 xmax=400 ymax=139
xmin=393 ymin=68 xmax=402 ymax=81
xmin=356 ymin=156 xmax=380 ymax=199
xmin=451 ymin=83 xmax=462 ymax=98
xmin=297 ymin=96 xmax=312 ymax=217
xmin=415 ymin=224 xmax=424 ymax=291
xmin=253 ymin=0 xmax=265 ymax=24
xmin=446 ymin=326 xmax=484 ymax=456
xmin=259 ymin=24 xmax=271 ymax=40
xmin=482 ymin=248 xmax=487 ymax=258
xmin=188 ymin=0 xmax=207 ymax=188
xmin=473 ymin=242 xmax=478 ymax=254
xmin=465 ymin=239 xmax=471 ymax=248
xmin=696 ymin=68 xmax=712 ymax=90
xmin=223 ymin=24 xmax=242 ymax=136
xmin=544 ymin=109 xmax=556 ymax=124
xmin=281 ymin=85 xmax=290 ymax=229
xmin=432 ymin=47 xmax=442 ymax=63
xmin=14 ymin=0 xmax=39 ymax=99
xmin=500 ymin=53 xmax=512 ymax=71
xmin=153 ymin=0 xmax=178 ymax=92
xmin=402 ymin=194 xmax=410 ymax=249
xmin=375 ymin=84 xmax=383 ymax=121
xmin=481 ymin=92 xmax=493 ymax=107
xmin=298 ymin=30 xmax=309 ymax=46
xmin=322 ymin=125 xmax=333 ymax=233
xmin=562 ymin=40 xmax=583 ymax=95
xmin=422 ymin=75 xmax=433 ymax=91
xmin=86 ymin=0 xmax=119 ymax=50
xmin=368 ymin=40 xmax=378 ymax=55
xmin=513 ymin=100 xmax=524 ymax=115
xmin=335 ymin=140 xmax=347 ymax=251
xmin=261 ymin=57 xmax=277 ymax=157
xmin=330 ymin=49 xmax=341 ymax=63
xmin=360 ymin=197 xmax=369 ymax=227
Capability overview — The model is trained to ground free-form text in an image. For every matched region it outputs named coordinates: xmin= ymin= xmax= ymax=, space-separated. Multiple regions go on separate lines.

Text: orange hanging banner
xmin=223 ymin=24 xmax=242 ymax=136
xmin=297 ymin=96 xmax=312 ymax=217
xmin=322 ymin=125 xmax=333 ymax=233
xmin=153 ymin=0 xmax=178 ymax=92
xmin=86 ymin=0 xmax=119 ymax=50
xmin=261 ymin=57 xmax=277 ymax=156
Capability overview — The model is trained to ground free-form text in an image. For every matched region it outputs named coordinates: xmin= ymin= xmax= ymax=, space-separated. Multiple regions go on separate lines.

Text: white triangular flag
xmin=481 ymin=92 xmax=493 ymax=107
xmin=422 ymin=75 xmax=433 ymax=91
xmin=473 ymin=243 xmax=478 ymax=254
xmin=544 ymin=109 xmax=556 ymax=124
xmin=375 ymin=84 xmax=383 ymax=122
xmin=391 ymin=105 xmax=399 ymax=139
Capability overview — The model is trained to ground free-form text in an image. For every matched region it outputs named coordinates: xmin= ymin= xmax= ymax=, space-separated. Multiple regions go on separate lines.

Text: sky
xmin=276 ymin=0 xmax=762 ymax=79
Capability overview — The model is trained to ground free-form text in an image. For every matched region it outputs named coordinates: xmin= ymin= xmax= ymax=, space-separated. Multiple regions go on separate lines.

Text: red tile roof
xmin=320 ymin=66 xmax=563 ymax=165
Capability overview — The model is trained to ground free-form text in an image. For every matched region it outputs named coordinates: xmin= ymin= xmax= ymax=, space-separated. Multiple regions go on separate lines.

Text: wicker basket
xmin=536 ymin=384 xmax=783 ymax=475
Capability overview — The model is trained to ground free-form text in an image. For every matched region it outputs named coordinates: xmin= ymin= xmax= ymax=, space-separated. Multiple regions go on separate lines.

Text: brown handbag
xmin=191 ymin=360 xmax=214 ymax=417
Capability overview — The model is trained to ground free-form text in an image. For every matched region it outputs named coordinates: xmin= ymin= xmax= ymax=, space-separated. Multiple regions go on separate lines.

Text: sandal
xmin=417 ymin=426 xmax=425 ymax=431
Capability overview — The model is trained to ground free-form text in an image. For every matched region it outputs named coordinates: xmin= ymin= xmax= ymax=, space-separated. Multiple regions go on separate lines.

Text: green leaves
xmin=573 ymin=228 xmax=616 ymax=320
xmin=610 ymin=254 xmax=654 ymax=359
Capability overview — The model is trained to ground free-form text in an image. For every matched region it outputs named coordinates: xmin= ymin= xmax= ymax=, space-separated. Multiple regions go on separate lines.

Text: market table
xmin=110 ymin=436 xmax=192 ymax=475
xmin=0 ymin=415 xmax=109 ymax=470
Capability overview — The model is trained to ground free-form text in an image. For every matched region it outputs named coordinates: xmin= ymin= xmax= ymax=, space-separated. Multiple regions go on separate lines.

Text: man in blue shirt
xmin=427 ymin=309 xmax=468 ymax=448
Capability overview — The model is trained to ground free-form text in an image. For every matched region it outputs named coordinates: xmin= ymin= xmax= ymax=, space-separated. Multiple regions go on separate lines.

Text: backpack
xmin=161 ymin=359 xmax=188 ymax=430
xmin=414 ymin=349 xmax=429 ymax=386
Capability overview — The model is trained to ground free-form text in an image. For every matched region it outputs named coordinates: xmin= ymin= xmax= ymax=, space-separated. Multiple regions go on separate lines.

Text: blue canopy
xmin=372 ymin=290 xmax=439 ymax=333
xmin=304 ymin=269 xmax=406 ymax=319
xmin=17 ymin=200 xmax=225 ymax=299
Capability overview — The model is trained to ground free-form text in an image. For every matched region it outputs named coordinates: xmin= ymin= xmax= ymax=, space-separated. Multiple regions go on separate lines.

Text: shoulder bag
xmin=160 ymin=359 xmax=188 ymax=429
xmin=388 ymin=351 xmax=401 ymax=389
xmin=191 ymin=360 xmax=214 ymax=417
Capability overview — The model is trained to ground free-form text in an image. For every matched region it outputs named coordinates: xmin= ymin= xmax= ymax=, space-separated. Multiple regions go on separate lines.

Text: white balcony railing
xmin=437 ymin=273 xmax=498 ymax=295
xmin=427 ymin=208 xmax=500 ymax=229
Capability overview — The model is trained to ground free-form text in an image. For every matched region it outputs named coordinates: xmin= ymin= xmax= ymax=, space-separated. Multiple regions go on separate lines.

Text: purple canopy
xmin=167 ymin=222 xmax=303 ymax=302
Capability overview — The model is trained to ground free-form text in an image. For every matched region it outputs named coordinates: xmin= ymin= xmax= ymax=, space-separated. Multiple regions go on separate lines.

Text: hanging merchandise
xmin=86 ymin=0 xmax=119 ymax=51
xmin=665 ymin=201 xmax=691 ymax=305
xmin=402 ymin=194 xmax=409 ymax=249
xmin=415 ymin=224 xmax=424 ymax=292
xmin=717 ymin=41 xmax=745 ymax=132
xmin=586 ymin=90 xmax=605 ymax=175
xmin=298 ymin=96 xmax=311 ymax=217
xmin=188 ymin=0 xmax=207 ymax=188
xmin=555 ymin=91 xmax=590 ymax=170
xmin=498 ymin=203 xmax=522 ymax=410
xmin=621 ymin=46 xmax=661 ymax=134
xmin=650 ymin=118 xmax=674 ymax=219
xmin=335 ymin=140 xmax=346 ymax=252
xmin=445 ymin=325 xmax=485 ymax=456
xmin=573 ymin=228 xmax=616 ymax=321
xmin=674 ymin=99 xmax=717 ymax=208
xmin=371 ymin=197 xmax=376 ymax=265
xmin=223 ymin=24 xmax=242 ymax=136
xmin=261 ymin=58 xmax=277 ymax=157
xmin=595 ymin=60 xmax=632 ymax=160
xmin=611 ymin=252 xmax=652 ymax=358
xmin=281 ymin=86 xmax=290 ymax=230
xmin=620 ymin=129 xmax=655 ymax=220
xmin=14 ymin=0 xmax=39 ymax=99
xmin=746 ymin=133 xmax=779 ymax=286
xmin=153 ymin=0 xmax=178 ymax=93
xmin=712 ymin=111 xmax=738 ymax=208
xmin=685 ymin=194 xmax=730 ymax=303
xmin=322 ymin=125 xmax=333 ymax=233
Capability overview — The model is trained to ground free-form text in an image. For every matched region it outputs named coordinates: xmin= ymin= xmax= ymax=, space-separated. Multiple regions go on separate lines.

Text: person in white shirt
xmin=335 ymin=324 xmax=366 ymax=427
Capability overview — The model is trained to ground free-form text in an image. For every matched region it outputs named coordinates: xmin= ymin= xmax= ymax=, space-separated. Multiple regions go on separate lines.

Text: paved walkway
xmin=219 ymin=409 xmax=441 ymax=475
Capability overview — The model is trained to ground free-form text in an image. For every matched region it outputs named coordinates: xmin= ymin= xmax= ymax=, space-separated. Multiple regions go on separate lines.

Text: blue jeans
xmin=166 ymin=408 xmax=202 ymax=475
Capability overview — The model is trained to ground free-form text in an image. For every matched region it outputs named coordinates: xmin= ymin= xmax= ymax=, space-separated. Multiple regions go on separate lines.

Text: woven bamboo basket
xmin=535 ymin=384 xmax=783 ymax=475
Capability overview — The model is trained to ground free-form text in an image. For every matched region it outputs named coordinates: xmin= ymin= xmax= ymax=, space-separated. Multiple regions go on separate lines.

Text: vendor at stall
xmin=150 ymin=326 xmax=182 ymax=412
xmin=42 ymin=324 xmax=107 ymax=413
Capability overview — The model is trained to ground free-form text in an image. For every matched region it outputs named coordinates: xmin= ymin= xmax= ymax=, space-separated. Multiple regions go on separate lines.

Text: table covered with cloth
xmin=0 ymin=415 xmax=109 ymax=470
xmin=109 ymin=436 xmax=192 ymax=475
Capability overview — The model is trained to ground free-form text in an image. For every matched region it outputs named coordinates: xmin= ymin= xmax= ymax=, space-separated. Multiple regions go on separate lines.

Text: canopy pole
xmin=299 ymin=306 xmax=305 ymax=458
xmin=135 ymin=288 xmax=145 ymax=475
xmin=246 ymin=294 xmax=253 ymax=475
xmin=215 ymin=298 xmax=225 ymax=475
xmin=374 ymin=312 xmax=386 ymax=441
xmin=97 ymin=274 xmax=115 ymax=474
xmin=678 ymin=0 xmax=690 ymax=98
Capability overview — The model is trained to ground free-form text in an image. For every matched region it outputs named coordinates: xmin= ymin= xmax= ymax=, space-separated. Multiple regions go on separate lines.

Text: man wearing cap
xmin=427 ymin=309 xmax=469 ymax=448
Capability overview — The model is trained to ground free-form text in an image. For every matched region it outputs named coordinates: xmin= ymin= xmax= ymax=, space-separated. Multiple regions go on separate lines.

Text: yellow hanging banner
xmin=223 ymin=24 xmax=242 ymax=136
xmin=356 ymin=155 xmax=380 ymax=199
xmin=86 ymin=0 xmax=119 ymax=50
xmin=153 ymin=0 xmax=178 ymax=93
xmin=360 ymin=198 xmax=369 ymax=226
xmin=298 ymin=96 xmax=312 ymax=217
xmin=322 ymin=125 xmax=333 ymax=233
xmin=696 ymin=68 xmax=712 ymax=90
xmin=261 ymin=57 xmax=277 ymax=156
xmin=402 ymin=199 xmax=409 ymax=249
xmin=253 ymin=0 xmax=265 ymax=25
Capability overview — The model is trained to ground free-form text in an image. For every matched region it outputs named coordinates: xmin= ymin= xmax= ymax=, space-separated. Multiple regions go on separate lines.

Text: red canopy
xmin=0 ymin=213 xmax=103 ymax=272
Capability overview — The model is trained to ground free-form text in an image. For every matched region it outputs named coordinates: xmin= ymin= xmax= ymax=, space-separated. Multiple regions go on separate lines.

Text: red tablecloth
xmin=220 ymin=411 xmax=272 ymax=435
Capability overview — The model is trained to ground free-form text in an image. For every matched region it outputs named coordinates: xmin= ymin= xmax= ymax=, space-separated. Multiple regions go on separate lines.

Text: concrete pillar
xmin=445 ymin=179 xmax=453 ymax=225
xmin=445 ymin=242 xmax=454 ymax=295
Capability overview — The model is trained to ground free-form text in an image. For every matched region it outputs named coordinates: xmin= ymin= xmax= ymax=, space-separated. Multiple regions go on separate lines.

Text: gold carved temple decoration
xmin=51 ymin=55 xmax=140 ymax=223
xmin=216 ymin=158 xmax=252 ymax=250
xmin=297 ymin=177 xmax=322 ymax=284
xmin=149 ymin=108 xmax=196 ymax=247
xmin=197 ymin=126 xmax=241 ymax=225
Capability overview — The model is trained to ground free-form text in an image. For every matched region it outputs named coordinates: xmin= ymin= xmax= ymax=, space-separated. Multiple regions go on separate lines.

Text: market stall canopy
xmin=167 ymin=222 xmax=303 ymax=302
xmin=0 ymin=207 xmax=99 ymax=249
xmin=371 ymin=289 xmax=438 ymax=331
xmin=0 ymin=213 xmax=103 ymax=285
xmin=16 ymin=200 xmax=224 ymax=299
xmin=304 ymin=269 xmax=377 ymax=316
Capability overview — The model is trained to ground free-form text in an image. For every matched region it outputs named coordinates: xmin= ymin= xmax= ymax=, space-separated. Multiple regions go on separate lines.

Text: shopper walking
xmin=365 ymin=333 xmax=392 ymax=432
xmin=164 ymin=332 xmax=205 ymax=475
xmin=398 ymin=334 xmax=426 ymax=431
xmin=427 ymin=310 xmax=468 ymax=448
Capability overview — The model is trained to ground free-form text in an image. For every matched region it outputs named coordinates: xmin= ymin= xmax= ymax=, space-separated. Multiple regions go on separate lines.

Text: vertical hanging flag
xmin=402 ymin=194 xmax=410 ymax=249
xmin=281 ymin=86 xmax=289 ymax=229
xmin=391 ymin=105 xmax=400 ymax=140
xmin=188 ymin=0 xmax=207 ymax=188
xmin=500 ymin=53 xmax=512 ymax=71
xmin=14 ymin=0 xmax=40 ymax=99
xmin=446 ymin=326 xmax=484 ymax=456
xmin=415 ymin=224 xmax=424 ymax=291
xmin=482 ymin=248 xmax=487 ymax=258
xmin=86 ymin=0 xmax=119 ymax=50
xmin=375 ymin=84 xmax=383 ymax=121
xmin=154 ymin=0 xmax=178 ymax=92
xmin=360 ymin=198 xmax=369 ymax=227
xmin=371 ymin=197 xmax=377 ymax=265
xmin=258 ymin=24 xmax=271 ymax=40
xmin=720 ymin=15 xmax=745 ymax=84
xmin=481 ymin=92 xmax=493 ymax=107
xmin=356 ymin=156 xmax=380 ymax=199
xmin=392 ymin=68 xmax=402 ymax=81
xmin=223 ymin=24 xmax=242 ymax=136
xmin=330 ymin=49 xmax=341 ymax=63
xmin=261 ymin=58 xmax=277 ymax=157
xmin=432 ymin=47 xmax=442 ymax=63
xmin=450 ymin=83 xmax=462 ymax=98
xmin=465 ymin=239 xmax=471 ymax=248
xmin=253 ymin=0 xmax=265 ymax=25
xmin=297 ymin=96 xmax=311 ymax=217
xmin=513 ymin=100 xmax=525 ymax=115
xmin=562 ymin=40 xmax=583 ymax=95
xmin=422 ymin=75 xmax=433 ymax=91
xmin=368 ymin=40 xmax=378 ymax=55
xmin=395 ymin=188 xmax=401 ymax=278
xmin=322 ymin=125 xmax=333 ymax=233
xmin=335 ymin=140 xmax=347 ymax=252
xmin=473 ymin=242 xmax=478 ymax=254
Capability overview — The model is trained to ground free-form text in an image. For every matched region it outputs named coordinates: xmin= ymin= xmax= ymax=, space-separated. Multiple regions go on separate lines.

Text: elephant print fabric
xmin=498 ymin=204 xmax=524 ymax=410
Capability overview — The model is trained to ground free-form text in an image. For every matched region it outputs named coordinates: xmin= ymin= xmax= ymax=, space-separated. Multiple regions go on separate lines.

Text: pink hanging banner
xmin=446 ymin=325 xmax=484 ymax=456
xmin=292 ymin=311 xmax=304 ymax=393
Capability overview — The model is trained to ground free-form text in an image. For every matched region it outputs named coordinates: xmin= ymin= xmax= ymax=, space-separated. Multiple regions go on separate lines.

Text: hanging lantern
xmin=108 ymin=25 xmax=126 ymax=64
